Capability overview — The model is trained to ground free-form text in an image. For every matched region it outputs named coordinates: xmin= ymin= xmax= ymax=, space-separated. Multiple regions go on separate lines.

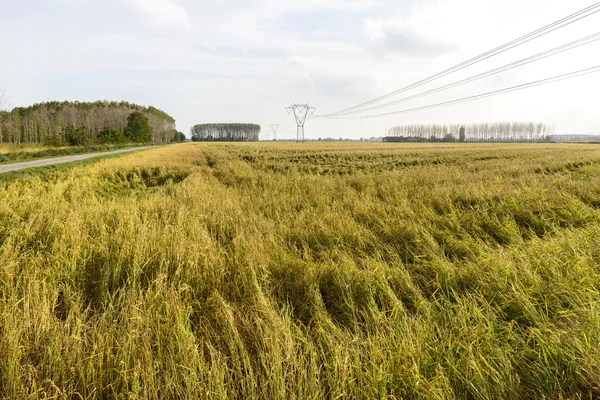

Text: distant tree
xmin=98 ymin=128 xmax=128 ymax=144
xmin=191 ymin=123 xmax=260 ymax=142
xmin=388 ymin=122 xmax=553 ymax=143
xmin=191 ymin=135 xmax=201 ymax=142
xmin=442 ymin=134 xmax=456 ymax=142
xmin=125 ymin=112 xmax=152 ymax=143
xmin=171 ymin=130 xmax=186 ymax=143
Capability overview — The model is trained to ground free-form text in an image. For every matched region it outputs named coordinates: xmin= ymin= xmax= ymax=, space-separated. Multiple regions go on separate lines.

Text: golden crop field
xmin=1 ymin=142 xmax=600 ymax=399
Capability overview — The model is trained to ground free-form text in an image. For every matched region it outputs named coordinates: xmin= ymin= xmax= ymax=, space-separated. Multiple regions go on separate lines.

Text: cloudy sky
xmin=1 ymin=0 xmax=599 ymax=139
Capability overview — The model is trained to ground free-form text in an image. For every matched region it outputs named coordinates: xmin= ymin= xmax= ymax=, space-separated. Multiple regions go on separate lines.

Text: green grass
xmin=0 ymin=142 xmax=599 ymax=399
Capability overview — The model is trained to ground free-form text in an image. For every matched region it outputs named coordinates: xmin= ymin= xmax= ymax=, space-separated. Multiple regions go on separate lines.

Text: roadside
xmin=0 ymin=144 xmax=156 ymax=165
xmin=0 ymin=146 xmax=154 ymax=174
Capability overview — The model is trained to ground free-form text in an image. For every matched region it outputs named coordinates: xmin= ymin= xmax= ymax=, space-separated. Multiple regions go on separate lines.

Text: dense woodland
xmin=0 ymin=101 xmax=177 ymax=144
xmin=386 ymin=122 xmax=555 ymax=142
xmin=191 ymin=123 xmax=260 ymax=142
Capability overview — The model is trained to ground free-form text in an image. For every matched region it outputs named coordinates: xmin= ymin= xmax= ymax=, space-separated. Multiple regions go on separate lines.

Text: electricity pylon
xmin=271 ymin=124 xmax=280 ymax=141
xmin=285 ymin=104 xmax=316 ymax=142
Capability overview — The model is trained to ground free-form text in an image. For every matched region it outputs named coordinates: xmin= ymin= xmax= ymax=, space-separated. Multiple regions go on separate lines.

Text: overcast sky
xmin=1 ymin=0 xmax=599 ymax=139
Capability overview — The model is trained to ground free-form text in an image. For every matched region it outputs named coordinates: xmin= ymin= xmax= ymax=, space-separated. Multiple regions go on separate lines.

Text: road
xmin=0 ymin=146 xmax=154 ymax=174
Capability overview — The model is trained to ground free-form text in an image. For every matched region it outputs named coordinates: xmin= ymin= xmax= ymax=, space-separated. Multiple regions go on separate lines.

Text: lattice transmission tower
xmin=285 ymin=104 xmax=316 ymax=142
xmin=271 ymin=124 xmax=280 ymax=141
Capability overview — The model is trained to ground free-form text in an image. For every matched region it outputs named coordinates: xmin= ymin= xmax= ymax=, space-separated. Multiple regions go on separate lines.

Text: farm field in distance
xmin=1 ymin=142 xmax=600 ymax=398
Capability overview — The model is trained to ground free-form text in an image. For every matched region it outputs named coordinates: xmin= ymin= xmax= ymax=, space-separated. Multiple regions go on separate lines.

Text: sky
xmin=1 ymin=0 xmax=599 ymax=139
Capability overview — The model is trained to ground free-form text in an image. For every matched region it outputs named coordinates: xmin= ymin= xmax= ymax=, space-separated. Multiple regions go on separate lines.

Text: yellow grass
xmin=1 ymin=142 xmax=599 ymax=398
xmin=0 ymin=143 xmax=53 ymax=154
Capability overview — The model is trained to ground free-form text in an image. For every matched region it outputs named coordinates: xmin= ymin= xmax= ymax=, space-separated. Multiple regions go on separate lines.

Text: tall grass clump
xmin=0 ymin=142 xmax=599 ymax=398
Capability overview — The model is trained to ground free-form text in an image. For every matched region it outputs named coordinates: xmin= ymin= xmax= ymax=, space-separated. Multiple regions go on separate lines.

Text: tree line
xmin=191 ymin=123 xmax=260 ymax=142
xmin=0 ymin=101 xmax=179 ymax=145
xmin=385 ymin=122 xmax=555 ymax=143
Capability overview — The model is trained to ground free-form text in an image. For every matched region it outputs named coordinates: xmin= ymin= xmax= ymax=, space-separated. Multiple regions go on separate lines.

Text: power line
xmin=376 ymin=31 xmax=420 ymax=62
xmin=279 ymin=113 xmax=293 ymax=140
xmin=378 ymin=0 xmax=554 ymax=62
xmin=326 ymin=31 xmax=600 ymax=116
xmin=501 ymin=0 xmax=554 ymax=25
xmin=323 ymin=1 xmax=600 ymax=117
xmin=375 ymin=0 xmax=425 ymax=60
xmin=328 ymin=2 xmax=600 ymax=116
xmin=323 ymin=65 xmax=600 ymax=119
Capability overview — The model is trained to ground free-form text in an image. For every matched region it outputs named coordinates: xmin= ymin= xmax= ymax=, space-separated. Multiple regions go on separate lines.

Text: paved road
xmin=0 ymin=147 xmax=154 ymax=174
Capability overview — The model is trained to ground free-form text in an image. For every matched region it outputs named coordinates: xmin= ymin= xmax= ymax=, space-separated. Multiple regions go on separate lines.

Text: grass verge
xmin=0 ymin=149 xmax=152 ymax=185
xmin=0 ymin=143 xmax=157 ymax=165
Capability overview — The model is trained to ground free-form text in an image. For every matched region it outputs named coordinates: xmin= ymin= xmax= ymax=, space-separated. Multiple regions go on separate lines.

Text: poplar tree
xmin=191 ymin=123 xmax=260 ymax=142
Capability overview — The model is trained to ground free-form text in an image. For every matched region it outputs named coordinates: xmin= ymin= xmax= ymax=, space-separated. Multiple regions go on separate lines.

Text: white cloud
xmin=129 ymin=0 xmax=191 ymax=29
xmin=1 ymin=0 xmax=600 ymax=137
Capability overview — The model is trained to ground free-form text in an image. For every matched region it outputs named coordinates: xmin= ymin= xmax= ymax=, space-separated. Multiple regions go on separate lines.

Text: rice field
xmin=1 ymin=142 xmax=599 ymax=399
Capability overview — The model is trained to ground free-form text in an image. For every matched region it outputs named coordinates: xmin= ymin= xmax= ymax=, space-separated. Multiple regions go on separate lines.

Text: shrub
xmin=98 ymin=128 xmax=128 ymax=144
xmin=42 ymin=133 xmax=66 ymax=147
xmin=64 ymin=125 xmax=86 ymax=146
xmin=125 ymin=112 xmax=152 ymax=143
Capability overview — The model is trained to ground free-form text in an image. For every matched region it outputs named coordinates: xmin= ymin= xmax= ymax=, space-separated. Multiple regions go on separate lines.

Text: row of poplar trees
xmin=386 ymin=122 xmax=555 ymax=142
xmin=0 ymin=101 xmax=177 ymax=144
xmin=191 ymin=123 xmax=260 ymax=142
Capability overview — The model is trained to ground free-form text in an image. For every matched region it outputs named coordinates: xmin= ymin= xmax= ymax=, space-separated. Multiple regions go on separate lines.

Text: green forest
xmin=0 ymin=101 xmax=178 ymax=145
xmin=191 ymin=123 xmax=260 ymax=142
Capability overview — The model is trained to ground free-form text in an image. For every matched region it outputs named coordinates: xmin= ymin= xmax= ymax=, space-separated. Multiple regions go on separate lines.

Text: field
xmin=1 ymin=142 xmax=600 ymax=399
